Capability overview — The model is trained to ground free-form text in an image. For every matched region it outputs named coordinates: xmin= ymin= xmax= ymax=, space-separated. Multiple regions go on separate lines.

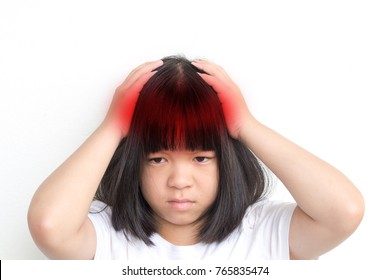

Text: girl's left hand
xmin=192 ymin=60 xmax=253 ymax=140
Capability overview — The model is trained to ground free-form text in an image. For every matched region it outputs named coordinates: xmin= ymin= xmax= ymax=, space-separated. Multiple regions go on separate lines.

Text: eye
xmin=148 ymin=157 xmax=167 ymax=164
xmin=194 ymin=156 xmax=210 ymax=163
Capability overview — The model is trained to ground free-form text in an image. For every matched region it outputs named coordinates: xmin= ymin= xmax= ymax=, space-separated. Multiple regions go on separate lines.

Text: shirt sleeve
xmin=245 ymin=199 xmax=297 ymax=259
xmin=87 ymin=200 xmax=113 ymax=259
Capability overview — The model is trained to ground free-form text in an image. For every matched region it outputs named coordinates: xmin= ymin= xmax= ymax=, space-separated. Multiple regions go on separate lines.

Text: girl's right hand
xmin=104 ymin=60 xmax=163 ymax=138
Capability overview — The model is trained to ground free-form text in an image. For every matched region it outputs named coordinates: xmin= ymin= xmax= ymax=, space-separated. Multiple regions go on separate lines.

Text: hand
xmin=192 ymin=60 xmax=253 ymax=140
xmin=104 ymin=60 xmax=163 ymax=138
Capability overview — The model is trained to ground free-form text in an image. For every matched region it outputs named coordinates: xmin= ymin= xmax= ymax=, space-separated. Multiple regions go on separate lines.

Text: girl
xmin=28 ymin=56 xmax=364 ymax=260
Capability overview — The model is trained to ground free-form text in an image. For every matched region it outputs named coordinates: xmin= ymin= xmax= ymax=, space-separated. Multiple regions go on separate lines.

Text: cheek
xmin=140 ymin=169 xmax=153 ymax=199
xmin=211 ymin=178 xmax=219 ymax=199
xmin=140 ymin=180 xmax=158 ymax=208
xmin=200 ymin=167 xmax=219 ymax=201
xmin=140 ymin=168 xmax=163 ymax=200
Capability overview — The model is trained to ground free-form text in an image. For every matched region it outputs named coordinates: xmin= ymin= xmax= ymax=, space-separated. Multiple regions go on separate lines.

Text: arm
xmin=27 ymin=60 xmax=162 ymax=259
xmin=193 ymin=60 xmax=365 ymax=260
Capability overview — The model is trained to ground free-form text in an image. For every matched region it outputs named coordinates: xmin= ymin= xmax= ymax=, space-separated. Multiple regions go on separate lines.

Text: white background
xmin=1 ymin=0 xmax=389 ymax=263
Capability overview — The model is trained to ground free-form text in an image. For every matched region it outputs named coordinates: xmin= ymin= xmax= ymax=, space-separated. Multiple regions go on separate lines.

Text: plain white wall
xmin=1 ymin=0 xmax=389 ymax=260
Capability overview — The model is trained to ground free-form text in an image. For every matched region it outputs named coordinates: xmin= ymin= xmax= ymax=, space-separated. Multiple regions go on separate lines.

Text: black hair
xmin=95 ymin=55 xmax=270 ymax=245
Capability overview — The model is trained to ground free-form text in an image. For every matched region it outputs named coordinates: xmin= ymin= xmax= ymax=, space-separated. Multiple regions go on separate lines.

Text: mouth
xmin=167 ymin=199 xmax=195 ymax=210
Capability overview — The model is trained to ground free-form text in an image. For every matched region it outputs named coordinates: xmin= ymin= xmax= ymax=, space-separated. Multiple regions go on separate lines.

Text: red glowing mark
xmin=118 ymin=89 xmax=139 ymax=136
xmin=197 ymin=72 xmax=243 ymax=139
xmin=115 ymin=66 xmax=161 ymax=137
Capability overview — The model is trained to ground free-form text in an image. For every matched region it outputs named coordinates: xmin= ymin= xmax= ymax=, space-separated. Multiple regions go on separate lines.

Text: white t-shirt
xmin=88 ymin=199 xmax=296 ymax=260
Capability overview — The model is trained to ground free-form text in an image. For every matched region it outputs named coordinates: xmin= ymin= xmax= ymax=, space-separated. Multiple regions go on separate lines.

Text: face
xmin=141 ymin=149 xmax=219 ymax=231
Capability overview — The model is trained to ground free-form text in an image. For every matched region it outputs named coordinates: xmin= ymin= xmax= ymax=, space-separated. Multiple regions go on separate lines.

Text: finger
xmin=192 ymin=60 xmax=232 ymax=83
xmin=119 ymin=60 xmax=163 ymax=91
xmin=125 ymin=60 xmax=162 ymax=82
xmin=197 ymin=72 xmax=229 ymax=95
xmin=118 ymin=70 xmax=159 ymax=135
xmin=120 ymin=70 xmax=158 ymax=110
xmin=127 ymin=70 xmax=158 ymax=96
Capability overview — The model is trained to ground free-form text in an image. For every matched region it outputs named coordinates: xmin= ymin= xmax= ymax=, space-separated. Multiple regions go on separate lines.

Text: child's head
xmin=96 ymin=55 xmax=269 ymax=245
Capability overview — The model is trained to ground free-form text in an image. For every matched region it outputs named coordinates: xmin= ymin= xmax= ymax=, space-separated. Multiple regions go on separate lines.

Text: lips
xmin=167 ymin=199 xmax=195 ymax=210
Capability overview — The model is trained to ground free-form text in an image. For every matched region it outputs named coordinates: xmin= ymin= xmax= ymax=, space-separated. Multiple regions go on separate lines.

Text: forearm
xmin=28 ymin=122 xmax=122 ymax=242
xmin=239 ymin=117 xmax=364 ymax=228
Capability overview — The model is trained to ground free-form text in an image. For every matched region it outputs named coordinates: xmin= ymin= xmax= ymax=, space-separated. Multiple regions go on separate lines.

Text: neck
xmin=157 ymin=221 xmax=200 ymax=246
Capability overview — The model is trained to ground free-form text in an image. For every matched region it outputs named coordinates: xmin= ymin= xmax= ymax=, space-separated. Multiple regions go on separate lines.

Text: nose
xmin=167 ymin=164 xmax=193 ymax=190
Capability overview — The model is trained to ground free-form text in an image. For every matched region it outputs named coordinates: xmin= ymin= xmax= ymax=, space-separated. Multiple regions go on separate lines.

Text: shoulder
xmin=88 ymin=200 xmax=128 ymax=259
xmin=244 ymin=198 xmax=296 ymax=226
xmin=242 ymin=199 xmax=296 ymax=258
xmin=89 ymin=200 xmax=111 ymax=216
xmin=88 ymin=200 xmax=112 ymax=231
xmin=216 ymin=199 xmax=296 ymax=260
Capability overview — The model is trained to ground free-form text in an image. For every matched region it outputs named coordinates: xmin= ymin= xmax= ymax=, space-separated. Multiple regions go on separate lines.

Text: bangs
xmin=130 ymin=62 xmax=227 ymax=155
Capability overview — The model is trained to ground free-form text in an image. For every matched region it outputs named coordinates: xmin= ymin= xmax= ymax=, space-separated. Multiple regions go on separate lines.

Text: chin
xmin=163 ymin=215 xmax=200 ymax=227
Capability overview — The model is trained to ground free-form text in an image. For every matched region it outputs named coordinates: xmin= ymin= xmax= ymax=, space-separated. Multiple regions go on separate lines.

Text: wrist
xmin=99 ymin=118 xmax=124 ymax=144
xmin=237 ymin=115 xmax=260 ymax=143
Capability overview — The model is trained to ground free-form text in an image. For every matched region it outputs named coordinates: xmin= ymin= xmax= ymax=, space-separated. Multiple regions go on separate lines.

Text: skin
xmin=28 ymin=59 xmax=365 ymax=260
xmin=141 ymin=149 xmax=218 ymax=245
